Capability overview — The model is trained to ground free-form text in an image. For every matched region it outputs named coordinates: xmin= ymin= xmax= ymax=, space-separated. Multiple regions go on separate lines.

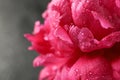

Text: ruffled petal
xmin=33 ymin=54 xmax=69 ymax=67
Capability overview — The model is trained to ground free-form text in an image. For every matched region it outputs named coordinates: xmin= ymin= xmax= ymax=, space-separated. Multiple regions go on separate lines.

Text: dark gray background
xmin=0 ymin=0 xmax=50 ymax=80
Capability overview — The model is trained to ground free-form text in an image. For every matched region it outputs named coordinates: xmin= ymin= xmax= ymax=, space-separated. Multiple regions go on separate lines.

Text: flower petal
xmin=68 ymin=56 xmax=114 ymax=80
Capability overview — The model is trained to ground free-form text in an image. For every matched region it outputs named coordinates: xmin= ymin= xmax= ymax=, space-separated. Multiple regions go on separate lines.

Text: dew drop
xmin=79 ymin=73 xmax=82 ymax=76
xmin=86 ymin=0 xmax=89 ymax=3
xmin=95 ymin=76 xmax=98 ymax=79
xmin=55 ymin=51 xmax=61 ymax=56
xmin=44 ymin=36 xmax=49 ymax=41
xmin=74 ymin=69 xmax=79 ymax=75
xmin=75 ymin=69 xmax=79 ymax=72
xmin=102 ymin=76 xmax=105 ymax=78
xmin=89 ymin=72 xmax=92 ymax=75
xmin=52 ymin=66 xmax=57 ymax=70
xmin=80 ymin=32 xmax=84 ymax=36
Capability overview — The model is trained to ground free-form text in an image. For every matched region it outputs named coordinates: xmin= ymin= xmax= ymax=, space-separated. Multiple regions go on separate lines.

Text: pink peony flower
xmin=24 ymin=0 xmax=120 ymax=80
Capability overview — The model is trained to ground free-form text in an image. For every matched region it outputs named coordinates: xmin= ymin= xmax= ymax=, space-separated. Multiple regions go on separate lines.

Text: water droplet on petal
xmin=75 ymin=69 xmax=79 ymax=72
xmin=44 ymin=36 xmax=49 ymax=41
xmin=89 ymin=72 xmax=92 ymax=75
xmin=102 ymin=76 xmax=105 ymax=78
xmin=74 ymin=69 xmax=79 ymax=75
xmin=55 ymin=51 xmax=61 ymax=56
xmin=86 ymin=0 xmax=89 ymax=3
xmin=52 ymin=66 xmax=57 ymax=70
xmin=95 ymin=76 xmax=98 ymax=79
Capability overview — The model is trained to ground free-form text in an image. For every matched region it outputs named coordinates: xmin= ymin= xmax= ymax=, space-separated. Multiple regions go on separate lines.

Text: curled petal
xmin=78 ymin=28 xmax=120 ymax=52
xmin=78 ymin=27 xmax=99 ymax=52
xmin=54 ymin=27 xmax=73 ymax=44
xmin=33 ymin=54 xmax=69 ymax=67
xmin=91 ymin=11 xmax=113 ymax=29
xmin=33 ymin=21 xmax=41 ymax=34
xmin=100 ymin=31 xmax=120 ymax=48
xmin=39 ymin=65 xmax=57 ymax=80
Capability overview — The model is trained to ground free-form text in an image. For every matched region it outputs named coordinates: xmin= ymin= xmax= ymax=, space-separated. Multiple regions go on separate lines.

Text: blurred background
xmin=0 ymin=0 xmax=50 ymax=80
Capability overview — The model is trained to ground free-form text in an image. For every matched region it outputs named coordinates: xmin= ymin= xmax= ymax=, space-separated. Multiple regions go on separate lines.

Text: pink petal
xmin=68 ymin=56 xmax=114 ymax=80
